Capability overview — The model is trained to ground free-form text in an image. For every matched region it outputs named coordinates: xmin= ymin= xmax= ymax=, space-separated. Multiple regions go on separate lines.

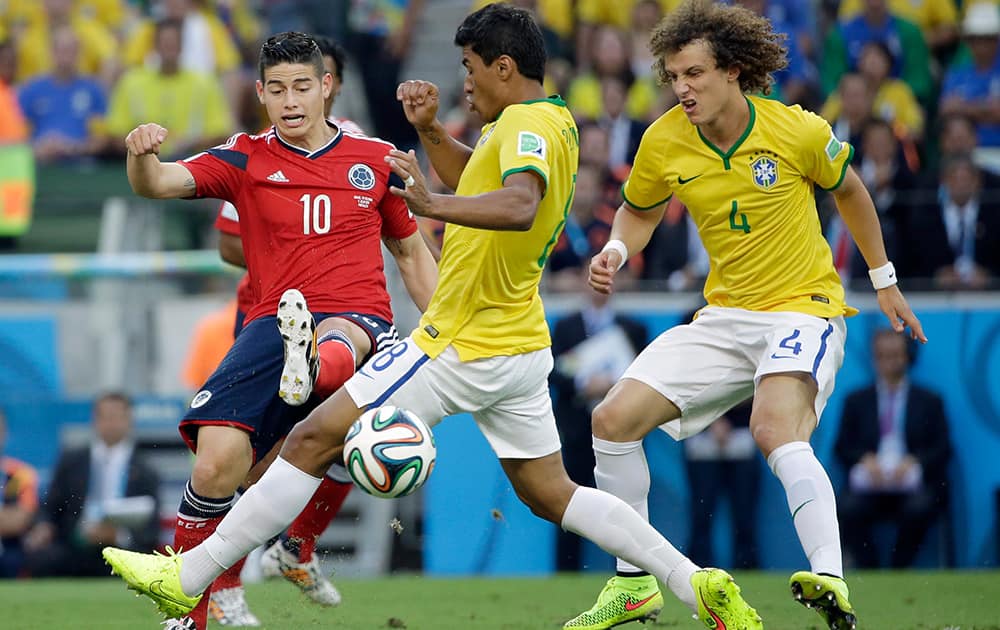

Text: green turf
xmin=0 ymin=571 xmax=997 ymax=629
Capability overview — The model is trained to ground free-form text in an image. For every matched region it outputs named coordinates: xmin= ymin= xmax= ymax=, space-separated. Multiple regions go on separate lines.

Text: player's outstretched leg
xmin=277 ymin=288 xmax=319 ymax=405
xmin=789 ymin=571 xmax=857 ymax=630
xmin=562 ymin=574 xmax=663 ymax=629
xmin=102 ymin=546 xmax=201 ymax=618
xmin=691 ymin=568 xmax=763 ymax=629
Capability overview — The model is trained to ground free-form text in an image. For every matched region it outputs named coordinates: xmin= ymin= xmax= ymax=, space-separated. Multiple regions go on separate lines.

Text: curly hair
xmin=649 ymin=0 xmax=787 ymax=95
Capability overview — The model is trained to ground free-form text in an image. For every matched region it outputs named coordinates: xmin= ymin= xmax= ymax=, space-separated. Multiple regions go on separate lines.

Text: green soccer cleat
xmin=690 ymin=568 xmax=763 ymax=629
xmin=563 ymin=574 xmax=663 ymax=629
xmin=102 ymin=546 xmax=202 ymax=619
xmin=789 ymin=571 xmax=857 ymax=630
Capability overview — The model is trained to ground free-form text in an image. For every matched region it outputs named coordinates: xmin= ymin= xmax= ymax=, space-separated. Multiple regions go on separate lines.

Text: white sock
xmin=562 ymin=486 xmax=698 ymax=613
xmin=593 ymin=436 xmax=650 ymax=574
xmin=179 ymin=457 xmax=323 ymax=595
xmin=768 ymin=441 xmax=843 ymax=577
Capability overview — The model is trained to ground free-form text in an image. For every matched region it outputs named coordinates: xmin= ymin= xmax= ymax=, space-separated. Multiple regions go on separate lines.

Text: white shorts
xmin=622 ymin=306 xmax=846 ymax=440
xmin=344 ymin=336 xmax=562 ymax=459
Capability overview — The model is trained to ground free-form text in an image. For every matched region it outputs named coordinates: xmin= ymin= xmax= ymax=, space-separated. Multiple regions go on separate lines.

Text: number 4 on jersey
xmin=729 ymin=200 xmax=750 ymax=233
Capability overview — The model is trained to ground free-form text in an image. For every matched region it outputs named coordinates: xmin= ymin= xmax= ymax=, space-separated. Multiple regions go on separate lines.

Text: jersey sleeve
xmin=621 ymin=122 xmax=673 ymax=210
xmin=797 ymin=107 xmax=854 ymax=191
xmin=178 ymin=134 xmax=249 ymax=202
xmin=214 ymin=201 xmax=241 ymax=235
xmin=496 ymin=106 xmax=552 ymax=195
xmin=380 ymin=174 xmax=419 ymax=240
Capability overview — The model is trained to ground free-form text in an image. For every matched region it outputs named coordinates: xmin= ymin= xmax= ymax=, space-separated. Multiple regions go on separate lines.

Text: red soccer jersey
xmin=184 ymin=125 xmax=416 ymax=325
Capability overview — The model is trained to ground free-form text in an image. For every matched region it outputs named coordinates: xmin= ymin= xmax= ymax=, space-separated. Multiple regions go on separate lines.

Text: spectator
xmin=0 ymin=408 xmax=39 ymax=578
xmin=898 ymin=154 xmax=1000 ymax=289
xmin=346 ymin=0 xmax=426 ymax=152
xmin=821 ymin=42 xmax=925 ymax=142
xmin=23 ymin=392 xmax=161 ymax=577
xmin=549 ymin=273 xmax=647 ymax=571
xmin=939 ymin=3 xmax=1000 ymax=149
xmin=567 ymin=25 xmax=658 ymax=123
xmin=684 ymin=399 xmax=759 ymax=570
xmin=829 ymin=117 xmax=914 ymax=285
xmin=825 ymin=73 xmax=876 ymax=154
xmin=837 ymin=0 xmax=959 ymax=58
xmin=628 ymin=0 xmax=663 ymax=84
xmin=123 ymin=0 xmax=242 ymax=114
xmin=17 ymin=25 xmax=107 ymax=164
xmin=106 ymin=18 xmax=233 ymax=161
xmin=835 ymin=330 xmax=951 ymax=568
xmin=598 ymin=75 xmax=646 ymax=170
xmin=736 ymin=0 xmax=819 ymax=107
xmin=937 ymin=113 xmax=1000 ymax=178
xmin=574 ymin=0 xmax=683 ymax=71
xmin=14 ymin=0 xmax=117 ymax=85
xmin=821 ymin=0 xmax=933 ymax=105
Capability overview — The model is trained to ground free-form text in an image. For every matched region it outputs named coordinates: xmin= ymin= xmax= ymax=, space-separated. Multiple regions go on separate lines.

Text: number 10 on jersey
xmin=301 ymin=193 xmax=332 ymax=235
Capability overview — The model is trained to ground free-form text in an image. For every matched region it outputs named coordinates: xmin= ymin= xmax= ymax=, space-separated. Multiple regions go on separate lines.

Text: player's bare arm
xmin=389 ymin=147 xmax=542 ymax=230
xmin=218 ymin=232 xmax=246 ymax=268
xmin=833 ymin=167 xmax=927 ymax=342
xmin=397 ymin=80 xmax=473 ymax=190
xmin=589 ymin=201 xmax=667 ymax=294
xmin=383 ymin=231 xmax=438 ymax=312
xmin=125 ymin=123 xmax=197 ymax=199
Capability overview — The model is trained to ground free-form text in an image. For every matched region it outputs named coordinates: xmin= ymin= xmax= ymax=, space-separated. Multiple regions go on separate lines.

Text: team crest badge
xmin=191 ymin=390 xmax=212 ymax=408
xmin=349 ymin=164 xmax=376 ymax=190
xmin=751 ymin=156 xmax=778 ymax=189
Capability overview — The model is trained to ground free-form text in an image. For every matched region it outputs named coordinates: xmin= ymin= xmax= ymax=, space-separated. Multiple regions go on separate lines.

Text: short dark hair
xmin=96 ymin=391 xmax=132 ymax=409
xmin=258 ymin=31 xmax=325 ymax=82
xmin=650 ymin=0 xmax=787 ymax=95
xmin=454 ymin=3 xmax=546 ymax=83
xmin=312 ymin=34 xmax=347 ymax=81
xmin=154 ymin=18 xmax=183 ymax=42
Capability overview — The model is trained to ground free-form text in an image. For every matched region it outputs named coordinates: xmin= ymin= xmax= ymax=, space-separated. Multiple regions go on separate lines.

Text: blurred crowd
xmin=0 ymin=0 xmax=999 ymax=291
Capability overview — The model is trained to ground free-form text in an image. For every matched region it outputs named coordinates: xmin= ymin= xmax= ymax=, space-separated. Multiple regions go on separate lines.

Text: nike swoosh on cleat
xmin=698 ymin=588 xmax=727 ymax=630
xmin=149 ymin=580 xmax=191 ymax=608
xmin=624 ymin=593 xmax=658 ymax=612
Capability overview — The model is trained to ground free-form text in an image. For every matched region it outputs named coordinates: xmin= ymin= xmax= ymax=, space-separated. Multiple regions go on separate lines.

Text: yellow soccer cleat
xmin=691 ymin=568 xmax=763 ymax=629
xmin=789 ymin=571 xmax=857 ymax=630
xmin=102 ymin=546 xmax=202 ymax=619
xmin=563 ymin=574 xmax=663 ymax=629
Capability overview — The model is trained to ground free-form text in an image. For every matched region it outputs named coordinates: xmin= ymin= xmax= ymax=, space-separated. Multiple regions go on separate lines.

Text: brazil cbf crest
xmin=750 ymin=152 xmax=779 ymax=190
xmin=349 ymin=164 xmax=376 ymax=190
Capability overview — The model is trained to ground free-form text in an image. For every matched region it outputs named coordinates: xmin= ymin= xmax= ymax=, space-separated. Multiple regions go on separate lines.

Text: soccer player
xmin=574 ymin=2 xmax=925 ymax=629
xmin=103 ymin=5 xmax=762 ymax=629
xmin=117 ymin=31 xmax=437 ymax=630
xmin=204 ymin=34 xmax=374 ymax=624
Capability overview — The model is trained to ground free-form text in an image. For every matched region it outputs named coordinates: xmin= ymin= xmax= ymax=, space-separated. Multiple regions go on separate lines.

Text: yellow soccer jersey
xmin=623 ymin=96 xmax=855 ymax=318
xmin=413 ymin=97 xmax=579 ymax=361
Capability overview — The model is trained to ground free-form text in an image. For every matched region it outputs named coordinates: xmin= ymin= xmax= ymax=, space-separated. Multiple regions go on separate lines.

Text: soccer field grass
xmin=1 ymin=571 xmax=998 ymax=629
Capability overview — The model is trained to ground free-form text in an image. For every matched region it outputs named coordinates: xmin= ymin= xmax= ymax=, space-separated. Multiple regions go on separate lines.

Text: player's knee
xmin=591 ymin=398 xmax=626 ymax=441
xmin=284 ymin=419 xmax=340 ymax=469
xmin=516 ymin=480 xmax=575 ymax=524
xmin=191 ymin=454 xmax=245 ymax=496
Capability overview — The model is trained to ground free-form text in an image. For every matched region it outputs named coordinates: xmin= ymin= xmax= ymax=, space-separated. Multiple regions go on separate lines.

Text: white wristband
xmin=868 ymin=261 xmax=897 ymax=290
xmin=601 ymin=239 xmax=629 ymax=270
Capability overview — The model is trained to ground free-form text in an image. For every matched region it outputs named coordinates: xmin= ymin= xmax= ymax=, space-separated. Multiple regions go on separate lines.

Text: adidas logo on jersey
xmin=267 ymin=170 xmax=290 ymax=183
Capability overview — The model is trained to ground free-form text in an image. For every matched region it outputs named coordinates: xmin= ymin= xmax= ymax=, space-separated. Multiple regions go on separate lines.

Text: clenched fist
xmin=125 ymin=123 xmax=169 ymax=156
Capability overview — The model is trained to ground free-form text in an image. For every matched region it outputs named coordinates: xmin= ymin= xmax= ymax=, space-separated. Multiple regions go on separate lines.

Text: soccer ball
xmin=343 ymin=405 xmax=436 ymax=498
